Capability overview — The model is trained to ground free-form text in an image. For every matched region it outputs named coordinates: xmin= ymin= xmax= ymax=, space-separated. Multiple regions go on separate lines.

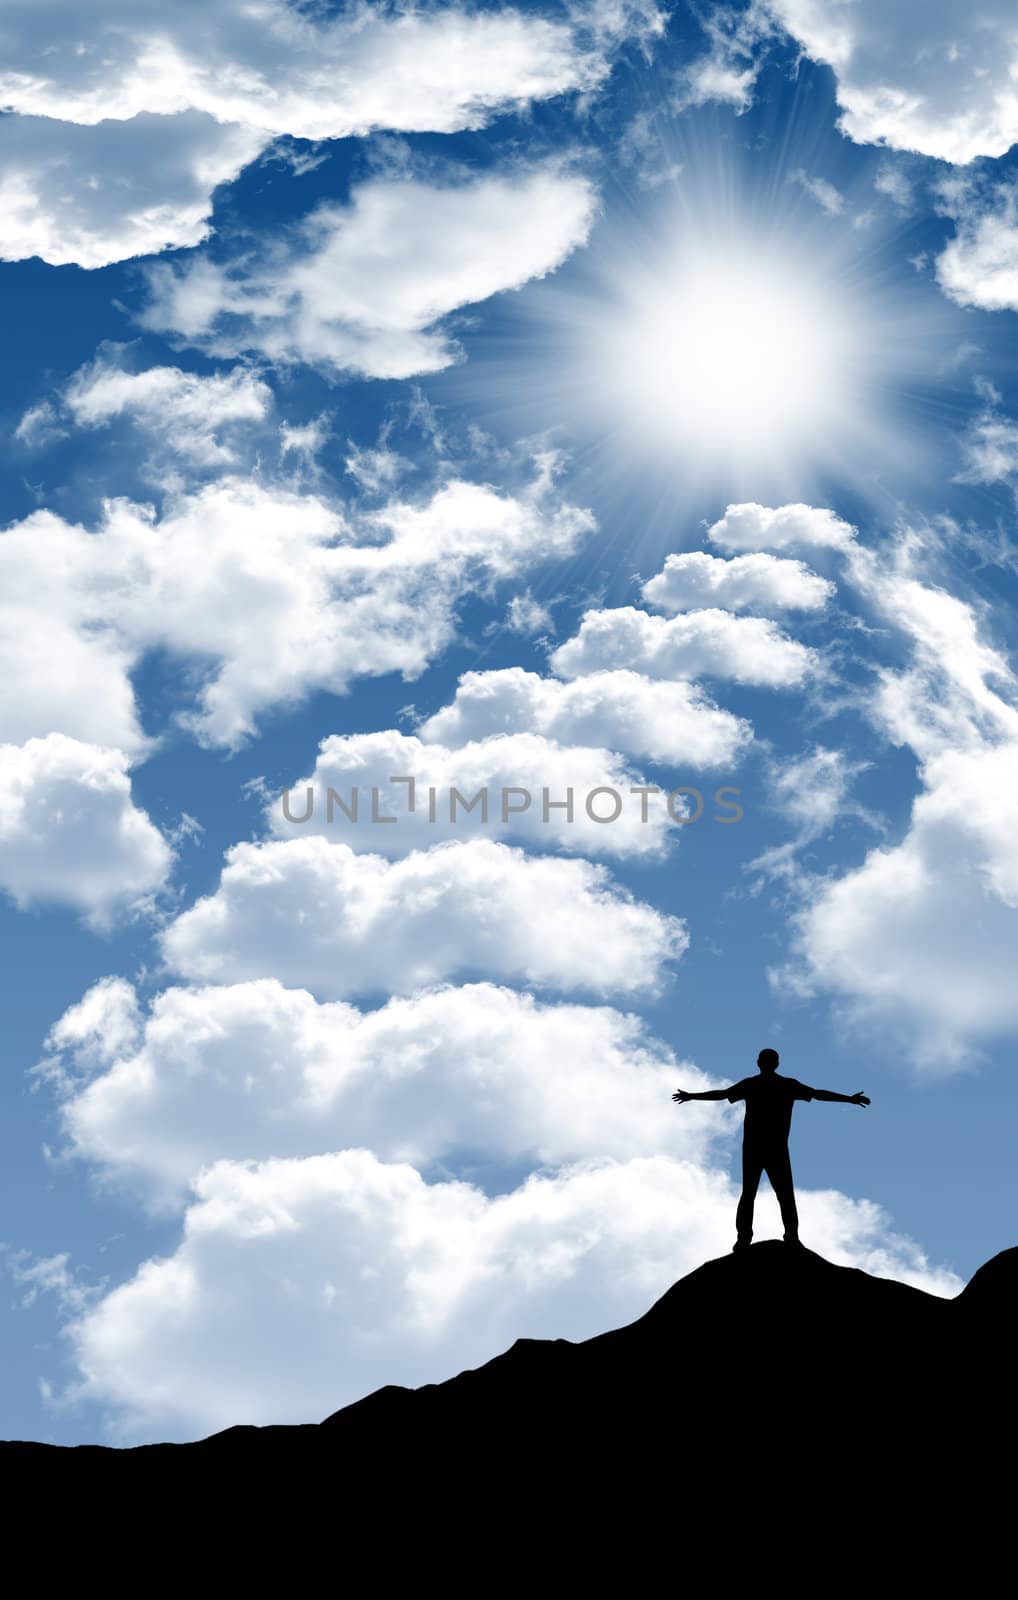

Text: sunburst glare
xmin=442 ymin=125 xmax=973 ymax=558
xmin=599 ymin=235 xmax=863 ymax=467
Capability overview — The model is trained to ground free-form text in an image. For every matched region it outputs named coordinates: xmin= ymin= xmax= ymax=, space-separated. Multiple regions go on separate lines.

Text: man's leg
xmin=764 ymin=1146 xmax=800 ymax=1242
xmin=735 ymin=1145 xmax=764 ymax=1247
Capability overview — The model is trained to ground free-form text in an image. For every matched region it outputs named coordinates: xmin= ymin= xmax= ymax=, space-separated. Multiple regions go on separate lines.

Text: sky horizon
xmin=3 ymin=0 xmax=1018 ymax=1446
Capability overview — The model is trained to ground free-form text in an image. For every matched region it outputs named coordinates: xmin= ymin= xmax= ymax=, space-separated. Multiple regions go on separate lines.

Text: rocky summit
xmin=4 ymin=1242 xmax=1012 ymax=1570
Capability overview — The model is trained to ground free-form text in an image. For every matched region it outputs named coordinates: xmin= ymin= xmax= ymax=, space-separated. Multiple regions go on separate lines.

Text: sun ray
xmin=437 ymin=113 xmax=978 ymax=573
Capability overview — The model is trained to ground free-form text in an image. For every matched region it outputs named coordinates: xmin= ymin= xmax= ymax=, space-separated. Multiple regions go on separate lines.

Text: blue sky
xmin=3 ymin=1 xmax=1018 ymax=1444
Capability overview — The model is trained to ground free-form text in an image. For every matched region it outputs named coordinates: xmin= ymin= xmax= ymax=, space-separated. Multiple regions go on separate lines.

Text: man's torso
xmin=727 ymin=1074 xmax=814 ymax=1145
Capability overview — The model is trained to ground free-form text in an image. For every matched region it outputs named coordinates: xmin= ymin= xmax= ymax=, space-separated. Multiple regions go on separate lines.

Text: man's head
xmin=757 ymin=1048 xmax=780 ymax=1074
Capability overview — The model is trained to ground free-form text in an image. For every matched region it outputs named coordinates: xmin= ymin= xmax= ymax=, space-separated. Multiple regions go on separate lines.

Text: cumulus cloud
xmin=0 ymin=111 xmax=265 ymax=268
xmin=0 ymin=590 xmax=144 ymax=754
xmin=419 ymin=667 xmax=752 ymax=768
xmin=748 ymin=746 xmax=874 ymax=884
xmin=764 ymin=746 xmax=870 ymax=838
xmin=62 ymin=1148 xmax=960 ymax=1441
xmin=768 ymin=0 xmax=1018 ymax=163
xmin=674 ymin=2 xmax=776 ymax=114
xmin=47 ymin=977 xmax=725 ymax=1205
xmin=0 ymin=736 xmax=171 ymax=924
xmin=707 ymin=502 xmax=857 ymax=553
xmin=642 ymin=551 xmax=833 ymax=614
xmin=0 ymin=2 xmax=653 ymax=268
xmin=788 ymin=742 xmax=1018 ymax=1067
xmin=549 ymin=607 xmax=815 ymax=688
xmin=272 ymin=729 xmax=676 ymax=858
xmin=0 ymin=468 xmax=592 ymax=750
xmin=857 ymin=562 xmax=1018 ymax=754
xmin=936 ymin=180 xmax=1018 ymax=314
xmin=62 ymin=358 xmax=270 ymax=459
xmin=160 ymin=836 xmax=687 ymax=1000
xmin=0 ymin=3 xmax=619 ymax=137
xmin=18 ymin=351 xmax=274 ymax=483
xmin=45 ymin=976 xmax=143 ymax=1073
xmin=956 ymin=398 xmax=1018 ymax=485
xmin=783 ymin=550 xmax=1018 ymax=1066
xmin=139 ymin=166 xmax=598 ymax=379
xmin=505 ymin=592 xmax=555 ymax=635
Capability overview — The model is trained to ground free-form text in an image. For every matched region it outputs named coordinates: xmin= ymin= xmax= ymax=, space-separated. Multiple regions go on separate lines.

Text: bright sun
xmin=450 ymin=151 xmax=965 ymax=536
xmin=613 ymin=250 xmax=851 ymax=459
xmin=585 ymin=224 xmax=889 ymax=497
xmin=493 ymin=197 xmax=962 ymax=522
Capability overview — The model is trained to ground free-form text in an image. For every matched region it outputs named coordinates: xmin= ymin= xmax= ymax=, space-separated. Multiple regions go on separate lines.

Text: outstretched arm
xmin=672 ymin=1088 xmax=731 ymax=1103
xmin=811 ymin=1089 xmax=870 ymax=1106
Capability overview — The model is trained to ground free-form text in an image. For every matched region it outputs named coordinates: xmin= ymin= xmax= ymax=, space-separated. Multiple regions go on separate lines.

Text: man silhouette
xmin=672 ymin=1048 xmax=870 ymax=1251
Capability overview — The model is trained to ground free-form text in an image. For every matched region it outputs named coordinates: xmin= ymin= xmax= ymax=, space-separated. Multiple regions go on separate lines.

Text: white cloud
xmin=62 ymin=1148 xmax=960 ymax=1442
xmin=783 ymin=550 xmax=1018 ymax=1066
xmin=505 ymin=592 xmax=555 ymax=635
xmin=19 ymin=352 xmax=274 ymax=479
xmin=49 ymin=977 xmax=725 ymax=1206
xmin=0 ymin=2 xmax=651 ymax=269
xmin=63 ymin=358 xmax=271 ymax=460
xmin=281 ymin=416 xmax=330 ymax=467
xmin=874 ymin=163 xmax=914 ymax=214
xmin=764 ymin=746 xmax=869 ymax=837
xmin=343 ymin=440 xmax=409 ymax=496
xmin=13 ymin=401 xmax=65 ymax=450
xmin=788 ymin=742 xmax=1018 ymax=1067
xmin=0 ymin=3 xmax=617 ymax=138
xmin=140 ymin=166 xmax=598 ymax=379
xmin=160 ymin=837 xmax=687 ymax=1000
xmin=0 ymin=110 xmax=265 ymax=268
xmin=768 ymin=0 xmax=1018 ymax=163
xmin=45 ymin=976 xmax=143 ymax=1074
xmin=748 ymin=745 xmax=873 ymax=883
xmin=642 ymin=551 xmax=833 ymax=614
xmin=4 ymin=1250 xmax=97 ymax=1318
xmin=419 ymin=667 xmax=752 ymax=768
xmin=936 ymin=181 xmax=1018 ymax=314
xmin=549 ymin=607 xmax=815 ymax=688
xmin=575 ymin=0 xmax=666 ymax=51
xmin=956 ymin=407 xmax=1018 ymax=485
xmin=0 ymin=582 xmax=144 ymax=753
xmin=0 ymin=469 xmax=593 ymax=750
xmin=707 ymin=502 xmax=857 ymax=553
xmin=855 ymin=561 xmax=1018 ymax=756
xmin=790 ymin=170 xmax=844 ymax=217
xmin=272 ymin=729 xmax=675 ymax=859
xmin=674 ymin=2 xmax=776 ymax=114
xmin=0 ymin=736 xmax=171 ymax=925
xmin=617 ymin=109 xmax=685 ymax=189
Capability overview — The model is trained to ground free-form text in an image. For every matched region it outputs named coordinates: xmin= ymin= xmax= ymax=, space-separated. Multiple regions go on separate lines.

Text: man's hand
xmin=672 ymin=1090 xmax=694 ymax=1104
xmin=849 ymin=1092 xmax=870 ymax=1106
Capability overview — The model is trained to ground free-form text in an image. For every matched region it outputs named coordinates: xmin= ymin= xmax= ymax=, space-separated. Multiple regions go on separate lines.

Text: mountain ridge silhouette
xmin=3 ymin=1241 xmax=1012 ymax=1567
